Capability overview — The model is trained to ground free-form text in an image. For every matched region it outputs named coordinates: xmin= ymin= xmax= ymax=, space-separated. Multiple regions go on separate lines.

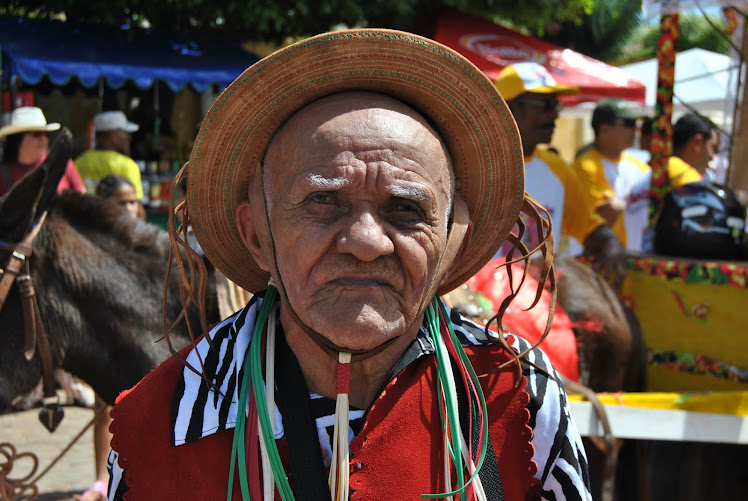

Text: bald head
xmin=263 ymin=92 xmax=454 ymax=212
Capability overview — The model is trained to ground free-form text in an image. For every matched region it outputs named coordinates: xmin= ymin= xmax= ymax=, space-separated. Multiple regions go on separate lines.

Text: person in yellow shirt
xmin=75 ymin=111 xmax=144 ymax=201
xmin=495 ymin=63 xmax=625 ymax=285
xmin=574 ymin=99 xmax=651 ymax=251
xmin=669 ymin=112 xmax=719 ymax=186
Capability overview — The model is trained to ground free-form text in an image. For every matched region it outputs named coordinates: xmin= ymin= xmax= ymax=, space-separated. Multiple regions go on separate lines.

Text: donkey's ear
xmin=0 ymin=160 xmax=47 ymax=242
xmin=33 ymin=128 xmax=73 ymax=221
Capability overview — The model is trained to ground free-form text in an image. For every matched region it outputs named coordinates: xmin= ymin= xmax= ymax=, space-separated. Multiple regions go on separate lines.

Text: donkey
xmin=448 ymin=253 xmax=647 ymax=501
xmin=0 ymin=130 xmax=218 ymax=412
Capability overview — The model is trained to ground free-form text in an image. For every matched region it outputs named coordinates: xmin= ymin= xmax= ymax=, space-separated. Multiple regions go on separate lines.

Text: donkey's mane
xmin=50 ymin=191 xmax=170 ymax=257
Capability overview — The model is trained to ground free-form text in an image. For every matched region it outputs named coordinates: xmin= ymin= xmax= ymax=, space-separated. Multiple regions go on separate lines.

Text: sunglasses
xmin=613 ymin=118 xmax=638 ymax=128
xmin=515 ymin=97 xmax=564 ymax=113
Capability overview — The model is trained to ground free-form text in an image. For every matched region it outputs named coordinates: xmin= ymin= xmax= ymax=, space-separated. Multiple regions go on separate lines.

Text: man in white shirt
xmin=574 ymin=99 xmax=651 ymax=252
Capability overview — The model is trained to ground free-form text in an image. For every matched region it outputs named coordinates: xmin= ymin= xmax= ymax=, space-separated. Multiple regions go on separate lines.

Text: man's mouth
xmin=330 ymin=277 xmax=391 ymax=289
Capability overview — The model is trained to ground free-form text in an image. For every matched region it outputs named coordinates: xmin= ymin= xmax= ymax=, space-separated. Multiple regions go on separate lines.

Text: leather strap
xmin=0 ymin=212 xmax=47 ymax=310
xmin=16 ymin=260 xmax=56 ymax=398
xmin=0 ymin=212 xmax=56 ymax=400
xmin=17 ymin=266 xmax=37 ymax=360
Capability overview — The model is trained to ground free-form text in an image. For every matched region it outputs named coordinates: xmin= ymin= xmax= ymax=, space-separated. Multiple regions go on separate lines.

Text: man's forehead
xmin=288 ymin=161 xmax=447 ymax=191
xmin=265 ymin=95 xmax=453 ymax=173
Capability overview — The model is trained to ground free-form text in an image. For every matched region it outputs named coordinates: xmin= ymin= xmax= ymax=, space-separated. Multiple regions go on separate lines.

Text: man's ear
xmin=235 ymin=200 xmax=271 ymax=272
xmin=688 ymin=133 xmax=705 ymax=152
xmin=438 ymin=194 xmax=474 ymax=288
xmin=453 ymin=218 xmax=475 ymax=272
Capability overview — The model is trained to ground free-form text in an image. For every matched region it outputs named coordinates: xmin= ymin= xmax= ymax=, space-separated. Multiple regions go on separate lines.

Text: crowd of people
xmin=0 ymin=27 xmax=734 ymax=501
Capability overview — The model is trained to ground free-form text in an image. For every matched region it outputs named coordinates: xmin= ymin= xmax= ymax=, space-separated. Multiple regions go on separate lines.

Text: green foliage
xmin=536 ymin=0 xmax=643 ymax=62
xmin=626 ymin=13 xmax=731 ymax=61
xmin=447 ymin=0 xmax=594 ymax=34
xmin=1 ymin=0 xmax=594 ymax=42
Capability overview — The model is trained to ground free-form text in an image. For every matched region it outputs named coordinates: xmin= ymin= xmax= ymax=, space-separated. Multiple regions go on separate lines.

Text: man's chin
xmin=304 ymin=309 xmax=411 ymax=352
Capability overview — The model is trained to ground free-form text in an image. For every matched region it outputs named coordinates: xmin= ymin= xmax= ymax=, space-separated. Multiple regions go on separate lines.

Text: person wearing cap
xmin=574 ymin=99 xmax=651 ymax=252
xmin=494 ymin=63 xmax=625 ymax=284
xmin=669 ymin=112 xmax=719 ymax=186
xmin=106 ymin=30 xmax=591 ymax=501
xmin=0 ymin=106 xmax=85 ymax=196
xmin=75 ymin=111 xmax=144 ymax=201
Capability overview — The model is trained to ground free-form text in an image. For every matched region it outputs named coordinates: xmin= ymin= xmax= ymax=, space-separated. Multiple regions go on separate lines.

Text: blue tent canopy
xmin=0 ymin=16 xmax=260 ymax=92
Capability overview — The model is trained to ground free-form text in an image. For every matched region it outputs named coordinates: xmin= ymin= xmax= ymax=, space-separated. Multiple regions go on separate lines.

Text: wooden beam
xmin=728 ymin=15 xmax=748 ymax=203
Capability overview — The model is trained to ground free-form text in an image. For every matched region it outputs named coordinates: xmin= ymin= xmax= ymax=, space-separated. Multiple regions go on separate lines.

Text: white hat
xmin=93 ymin=111 xmax=139 ymax=133
xmin=0 ymin=107 xmax=61 ymax=138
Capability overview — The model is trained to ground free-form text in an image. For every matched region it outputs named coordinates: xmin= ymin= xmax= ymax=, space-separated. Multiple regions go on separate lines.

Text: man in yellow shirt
xmin=76 ymin=111 xmax=144 ymax=200
xmin=495 ymin=63 xmax=624 ymax=283
xmin=574 ymin=99 xmax=651 ymax=251
xmin=669 ymin=112 xmax=719 ymax=186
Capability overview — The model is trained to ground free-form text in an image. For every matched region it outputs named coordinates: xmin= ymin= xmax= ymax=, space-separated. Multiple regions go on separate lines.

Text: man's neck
xmin=594 ymin=142 xmax=623 ymax=160
xmin=280 ymin=308 xmax=419 ymax=409
xmin=674 ymin=152 xmax=697 ymax=169
xmin=522 ymin=142 xmax=539 ymax=159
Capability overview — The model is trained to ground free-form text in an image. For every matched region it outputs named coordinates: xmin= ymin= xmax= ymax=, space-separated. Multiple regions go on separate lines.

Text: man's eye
xmin=388 ymin=199 xmax=427 ymax=224
xmin=393 ymin=202 xmax=419 ymax=213
xmin=310 ymin=192 xmax=336 ymax=205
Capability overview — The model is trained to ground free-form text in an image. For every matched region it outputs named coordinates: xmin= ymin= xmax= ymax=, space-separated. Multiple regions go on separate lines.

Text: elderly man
xmin=75 ymin=111 xmax=144 ymax=201
xmin=669 ymin=112 xmax=719 ymax=186
xmin=107 ymin=30 xmax=591 ymax=501
xmin=574 ymin=99 xmax=651 ymax=252
xmin=494 ymin=63 xmax=624 ymax=281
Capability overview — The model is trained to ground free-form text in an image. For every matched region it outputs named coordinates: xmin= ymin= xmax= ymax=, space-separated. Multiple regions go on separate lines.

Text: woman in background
xmin=0 ymin=106 xmax=85 ymax=195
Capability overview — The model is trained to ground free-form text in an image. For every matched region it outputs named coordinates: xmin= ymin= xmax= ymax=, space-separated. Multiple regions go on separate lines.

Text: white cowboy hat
xmin=0 ymin=107 xmax=61 ymax=138
xmin=93 ymin=111 xmax=139 ymax=133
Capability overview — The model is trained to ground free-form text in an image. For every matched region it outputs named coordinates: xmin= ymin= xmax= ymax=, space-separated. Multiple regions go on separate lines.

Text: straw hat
xmin=188 ymin=29 xmax=525 ymax=294
xmin=0 ymin=107 xmax=61 ymax=138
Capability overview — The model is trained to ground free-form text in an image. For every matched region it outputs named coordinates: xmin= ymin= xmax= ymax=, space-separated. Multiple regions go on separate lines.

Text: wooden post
xmin=727 ymin=15 xmax=748 ymax=203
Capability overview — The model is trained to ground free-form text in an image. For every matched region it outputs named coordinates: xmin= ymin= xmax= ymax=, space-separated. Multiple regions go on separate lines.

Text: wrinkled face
xmin=108 ymin=184 xmax=140 ymax=218
xmin=259 ymin=92 xmax=454 ymax=351
xmin=18 ymin=131 xmax=49 ymax=165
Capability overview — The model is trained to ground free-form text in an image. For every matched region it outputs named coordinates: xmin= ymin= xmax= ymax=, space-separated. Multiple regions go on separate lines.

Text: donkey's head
xmin=0 ymin=129 xmax=72 ymax=241
xmin=0 ymin=130 xmax=72 ymax=411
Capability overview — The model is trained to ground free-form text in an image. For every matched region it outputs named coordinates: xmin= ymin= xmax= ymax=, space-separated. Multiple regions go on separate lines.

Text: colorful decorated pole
xmin=648 ymin=13 xmax=679 ymax=227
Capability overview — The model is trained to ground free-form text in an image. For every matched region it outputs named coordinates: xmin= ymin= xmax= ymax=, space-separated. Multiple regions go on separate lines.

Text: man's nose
xmin=336 ymin=210 xmax=394 ymax=261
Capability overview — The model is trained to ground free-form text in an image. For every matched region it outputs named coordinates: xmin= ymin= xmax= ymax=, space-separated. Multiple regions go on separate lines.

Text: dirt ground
xmin=1 ymin=405 xmax=96 ymax=501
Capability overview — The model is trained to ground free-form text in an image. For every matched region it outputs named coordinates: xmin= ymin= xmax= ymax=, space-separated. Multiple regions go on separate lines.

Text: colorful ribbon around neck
xmin=228 ymin=288 xmax=490 ymax=501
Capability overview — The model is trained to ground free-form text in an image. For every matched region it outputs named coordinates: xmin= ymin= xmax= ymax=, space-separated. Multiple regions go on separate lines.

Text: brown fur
xmin=0 ymin=130 xmax=218 ymax=411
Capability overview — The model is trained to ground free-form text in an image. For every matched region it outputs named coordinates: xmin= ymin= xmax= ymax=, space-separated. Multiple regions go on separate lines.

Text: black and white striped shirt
xmin=108 ymin=296 xmax=592 ymax=500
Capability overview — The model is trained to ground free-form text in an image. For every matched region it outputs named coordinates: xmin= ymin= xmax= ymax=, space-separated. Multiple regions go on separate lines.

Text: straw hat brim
xmin=0 ymin=123 xmax=61 ymax=139
xmin=188 ymin=29 xmax=525 ymax=294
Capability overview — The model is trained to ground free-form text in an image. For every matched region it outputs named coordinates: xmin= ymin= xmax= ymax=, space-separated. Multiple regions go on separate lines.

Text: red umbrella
xmin=433 ymin=9 xmax=646 ymax=106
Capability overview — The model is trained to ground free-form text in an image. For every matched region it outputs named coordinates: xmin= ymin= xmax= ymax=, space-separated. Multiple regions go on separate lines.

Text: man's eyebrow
xmin=390 ymin=185 xmax=432 ymax=202
xmin=301 ymin=174 xmax=349 ymax=190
